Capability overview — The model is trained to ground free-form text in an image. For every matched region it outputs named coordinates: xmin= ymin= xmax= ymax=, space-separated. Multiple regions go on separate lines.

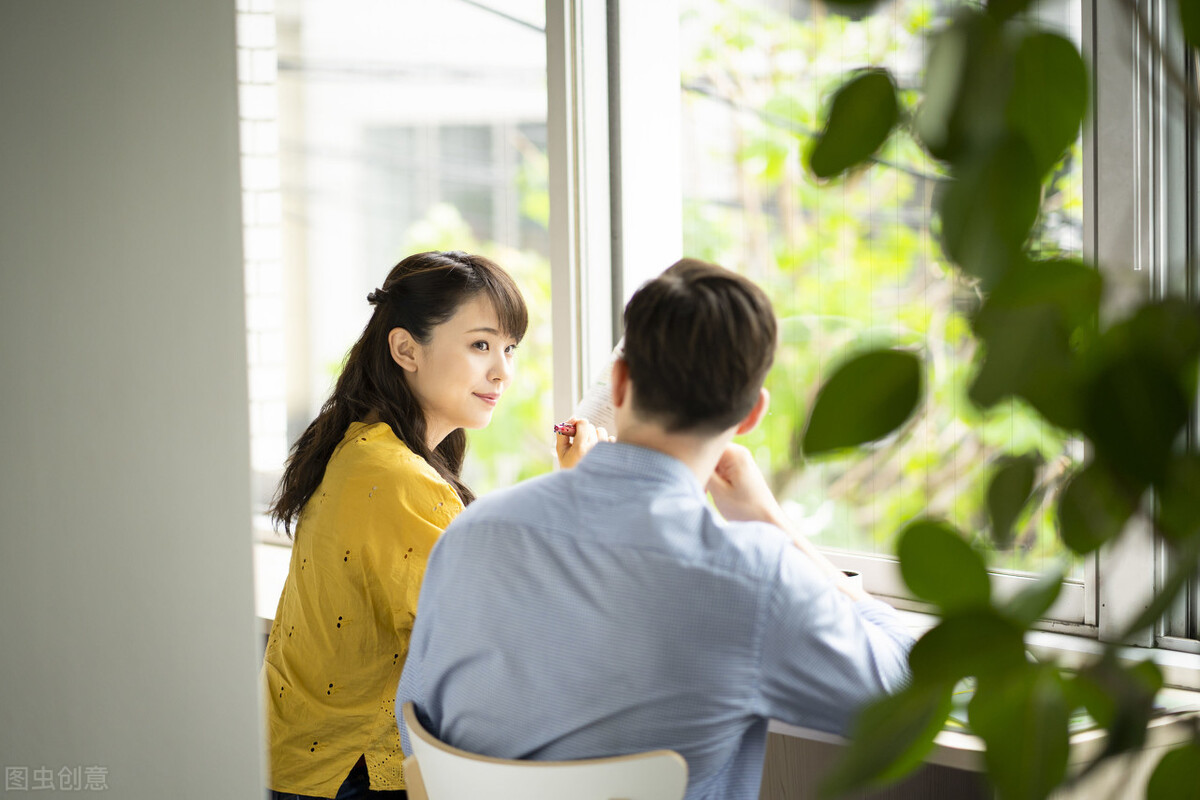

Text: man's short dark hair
xmin=622 ymin=258 xmax=777 ymax=433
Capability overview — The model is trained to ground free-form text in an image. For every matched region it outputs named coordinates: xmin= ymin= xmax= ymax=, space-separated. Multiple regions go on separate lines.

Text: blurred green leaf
xmin=1147 ymin=740 xmax=1200 ymax=800
xmin=1181 ymin=0 xmax=1200 ymax=51
xmin=1000 ymin=567 xmax=1064 ymax=627
xmin=979 ymin=258 xmax=1101 ymax=336
xmin=802 ymin=348 xmax=923 ymax=456
xmin=969 ymin=305 xmax=1080 ymax=429
xmin=1080 ymin=301 xmax=1200 ymax=486
xmin=968 ymin=259 xmax=1100 ymax=430
xmin=915 ymin=10 xmax=1011 ymax=163
xmin=1064 ymin=669 xmax=1110 ymax=730
xmin=823 ymin=0 xmax=888 ymax=21
xmin=1120 ymin=298 xmax=1200 ymax=374
xmin=818 ymin=682 xmax=953 ymax=797
xmin=968 ymin=664 xmax=1070 ymax=800
xmin=1156 ymin=454 xmax=1200 ymax=544
xmin=987 ymin=454 xmax=1039 ymax=547
xmin=987 ymin=0 xmax=1036 ymax=21
xmin=1006 ymin=33 xmax=1088 ymax=176
xmin=1082 ymin=355 xmax=1188 ymax=487
xmin=1070 ymin=656 xmax=1163 ymax=763
xmin=898 ymin=519 xmax=991 ymax=612
xmin=908 ymin=609 xmax=1027 ymax=684
xmin=914 ymin=20 xmax=968 ymax=158
xmin=1057 ymin=461 xmax=1139 ymax=555
xmin=807 ymin=69 xmax=899 ymax=180
xmin=938 ymin=136 xmax=1042 ymax=287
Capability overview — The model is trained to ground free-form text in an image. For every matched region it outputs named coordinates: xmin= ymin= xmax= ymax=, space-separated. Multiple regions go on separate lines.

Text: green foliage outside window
xmin=784 ymin=0 xmax=1200 ymax=797
xmin=680 ymin=0 xmax=1081 ymax=574
xmin=436 ymin=0 xmax=1090 ymax=583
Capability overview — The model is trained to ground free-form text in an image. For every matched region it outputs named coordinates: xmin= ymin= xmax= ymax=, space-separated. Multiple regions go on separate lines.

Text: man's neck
xmin=615 ymin=422 xmax=733 ymax=487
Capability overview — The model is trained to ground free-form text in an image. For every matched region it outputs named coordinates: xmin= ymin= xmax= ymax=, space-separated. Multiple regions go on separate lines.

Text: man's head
xmin=618 ymin=258 xmax=777 ymax=435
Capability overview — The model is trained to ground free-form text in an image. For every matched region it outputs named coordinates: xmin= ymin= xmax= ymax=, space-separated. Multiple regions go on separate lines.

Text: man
xmin=397 ymin=258 xmax=915 ymax=799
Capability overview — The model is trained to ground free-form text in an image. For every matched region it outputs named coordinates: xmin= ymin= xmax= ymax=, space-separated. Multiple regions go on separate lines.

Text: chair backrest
xmin=401 ymin=702 xmax=688 ymax=800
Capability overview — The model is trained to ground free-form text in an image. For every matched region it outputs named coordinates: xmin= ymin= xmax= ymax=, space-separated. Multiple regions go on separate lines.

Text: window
xmin=1153 ymin=0 xmax=1200 ymax=654
xmin=599 ymin=0 xmax=1198 ymax=652
xmin=239 ymin=0 xmax=554 ymax=541
xmin=242 ymin=0 xmax=1200 ymax=658
xmin=667 ymin=0 xmax=1088 ymax=622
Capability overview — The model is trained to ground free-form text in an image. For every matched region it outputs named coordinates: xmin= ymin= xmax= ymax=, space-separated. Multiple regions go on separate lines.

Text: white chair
xmin=401 ymin=702 xmax=689 ymax=800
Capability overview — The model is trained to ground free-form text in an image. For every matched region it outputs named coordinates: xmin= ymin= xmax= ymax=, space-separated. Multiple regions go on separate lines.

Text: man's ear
xmin=388 ymin=328 xmax=420 ymax=372
xmin=734 ymin=387 xmax=770 ymax=436
xmin=611 ymin=358 xmax=630 ymax=409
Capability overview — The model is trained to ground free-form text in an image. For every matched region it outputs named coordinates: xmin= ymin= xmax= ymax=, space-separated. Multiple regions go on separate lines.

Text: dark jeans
xmin=269 ymin=758 xmax=408 ymax=800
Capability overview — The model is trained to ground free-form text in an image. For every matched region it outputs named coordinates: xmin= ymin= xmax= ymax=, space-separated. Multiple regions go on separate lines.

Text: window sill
xmin=774 ymin=610 xmax=1200 ymax=773
xmin=254 ymin=540 xmax=292 ymax=634
xmin=769 ymin=700 xmax=1200 ymax=775
xmin=896 ymin=609 xmax=1200 ymax=691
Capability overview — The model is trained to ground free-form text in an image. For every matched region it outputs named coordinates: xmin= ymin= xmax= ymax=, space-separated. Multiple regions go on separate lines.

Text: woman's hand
xmin=555 ymin=417 xmax=612 ymax=469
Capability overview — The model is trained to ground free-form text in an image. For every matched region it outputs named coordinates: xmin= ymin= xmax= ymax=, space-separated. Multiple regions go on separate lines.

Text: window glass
xmin=678 ymin=0 xmax=1085 ymax=580
xmin=246 ymin=0 xmax=554 ymax=537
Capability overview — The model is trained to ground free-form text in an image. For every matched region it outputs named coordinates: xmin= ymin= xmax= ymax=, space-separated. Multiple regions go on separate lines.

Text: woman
xmin=262 ymin=250 xmax=528 ymax=799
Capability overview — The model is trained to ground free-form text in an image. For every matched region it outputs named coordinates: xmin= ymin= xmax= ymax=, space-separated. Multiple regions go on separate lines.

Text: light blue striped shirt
xmin=398 ymin=442 xmax=915 ymax=799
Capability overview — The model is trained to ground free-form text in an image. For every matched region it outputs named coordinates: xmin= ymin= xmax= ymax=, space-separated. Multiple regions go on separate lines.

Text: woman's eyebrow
xmin=465 ymin=327 xmax=501 ymax=335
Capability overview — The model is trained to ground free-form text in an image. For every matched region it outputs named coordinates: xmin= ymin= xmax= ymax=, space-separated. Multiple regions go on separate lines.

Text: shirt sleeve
xmin=396 ymin=596 xmax=427 ymax=757
xmin=395 ymin=516 xmax=455 ymax=757
xmin=758 ymin=545 xmax=916 ymax=735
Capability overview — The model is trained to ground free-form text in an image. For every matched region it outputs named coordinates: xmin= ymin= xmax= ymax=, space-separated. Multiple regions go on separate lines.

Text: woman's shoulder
xmin=303 ymin=423 xmax=462 ymax=542
xmin=337 ymin=422 xmax=448 ymax=486
xmin=319 ymin=422 xmax=464 ymax=529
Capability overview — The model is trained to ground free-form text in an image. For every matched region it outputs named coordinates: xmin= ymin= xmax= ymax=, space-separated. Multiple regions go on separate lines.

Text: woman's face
xmin=401 ymin=294 xmax=518 ymax=448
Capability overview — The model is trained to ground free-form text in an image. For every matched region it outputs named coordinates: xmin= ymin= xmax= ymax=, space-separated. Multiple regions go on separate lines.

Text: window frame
xmin=547 ymin=0 xmax=615 ymax=425
xmin=1089 ymin=0 xmax=1199 ymax=652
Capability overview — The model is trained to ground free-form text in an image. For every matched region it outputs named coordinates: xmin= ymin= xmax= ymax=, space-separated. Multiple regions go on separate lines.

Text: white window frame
xmin=546 ymin=0 xmax=684 ymax=421
xmin=547 ymin=0 xmax=614 ymax=423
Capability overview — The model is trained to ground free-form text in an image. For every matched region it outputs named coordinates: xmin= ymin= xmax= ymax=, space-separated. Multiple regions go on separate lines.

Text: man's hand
xmin=555 ymin=418 xmax=612 ymax=469
xmin=706 ymin=443 xmax=786 ymax=526
xmin=708 ymin=443 xmax=871 ymax=602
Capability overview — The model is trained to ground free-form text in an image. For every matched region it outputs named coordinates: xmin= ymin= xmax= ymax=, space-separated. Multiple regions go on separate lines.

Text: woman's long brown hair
xmin=269 ymin=250 xmax=528 ymax=537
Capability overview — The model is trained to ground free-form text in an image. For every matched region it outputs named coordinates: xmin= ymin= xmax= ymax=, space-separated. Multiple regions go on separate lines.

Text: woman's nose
xmin=490 ymin=354 xmax=512 ymax=383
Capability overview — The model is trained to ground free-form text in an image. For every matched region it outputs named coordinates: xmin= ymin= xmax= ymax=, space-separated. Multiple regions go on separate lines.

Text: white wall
xmin=0 ymin=2 xmax=263 ymax=797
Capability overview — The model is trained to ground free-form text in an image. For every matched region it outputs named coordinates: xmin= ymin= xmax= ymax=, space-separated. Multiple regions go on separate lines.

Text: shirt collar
xmin=577 ymin=441 xmax=707 ymax=502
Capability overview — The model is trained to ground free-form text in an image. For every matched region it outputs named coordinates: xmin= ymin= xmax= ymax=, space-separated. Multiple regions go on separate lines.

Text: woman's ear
xmin=388 ymin=328 xmax=420 ymax=372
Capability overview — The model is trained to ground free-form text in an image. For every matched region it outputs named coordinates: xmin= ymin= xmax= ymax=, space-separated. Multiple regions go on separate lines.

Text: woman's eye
xmin=472 ymin=341 xmax=489 ymax=351
xmin=505 ymin=344 xmax=518 ymax=355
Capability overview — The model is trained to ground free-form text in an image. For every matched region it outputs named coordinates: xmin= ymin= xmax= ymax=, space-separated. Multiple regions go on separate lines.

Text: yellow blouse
xmin=261 ymin=421 xmax=464 ymax=796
